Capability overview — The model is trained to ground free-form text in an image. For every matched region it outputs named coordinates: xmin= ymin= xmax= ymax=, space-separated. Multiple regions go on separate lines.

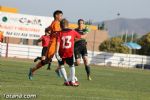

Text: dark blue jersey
xmin=75 ymin=28 xmax=87 ymax=47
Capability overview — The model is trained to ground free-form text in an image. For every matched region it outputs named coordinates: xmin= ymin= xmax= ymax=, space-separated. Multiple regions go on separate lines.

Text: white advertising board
xmin=0 ymin=12 xmax=53 ymax=39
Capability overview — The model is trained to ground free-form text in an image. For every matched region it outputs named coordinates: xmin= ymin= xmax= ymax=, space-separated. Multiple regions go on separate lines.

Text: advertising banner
xmin=0 ymin=12 xmax=53 ymax=39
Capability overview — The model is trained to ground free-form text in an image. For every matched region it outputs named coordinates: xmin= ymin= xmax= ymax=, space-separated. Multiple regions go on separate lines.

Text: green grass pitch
xmin=0 ymin=58 xmax=150 ymax=100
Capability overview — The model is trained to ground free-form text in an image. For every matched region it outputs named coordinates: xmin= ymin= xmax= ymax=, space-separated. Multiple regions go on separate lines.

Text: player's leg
xmin=47 ymin=59 xmax=52 ymax=70
xmin=58 ymin=59 xmax=69 ymax=86
xmin=34 ymin=47 xmax=46 ymax=62
xmin=66 ymin=57 xmax=79 ymax=86
xmin=55 ymin=64 xmax=62 ymax=77
xmin=41 ymin=47 xmax=52 ymax=70
xmin=34 ymin=57 xmax=41 ymax=62
xmin=28 ymin=58 xmax=49 ymax=80
xmin=82 ymin=56 xmax=91 ymax=80
xmin=47 ymin=38 xmax=62 ymax=75
xmin=28 ymin=62 xmax=43 ymax=80
xmin=82 ymin=46 xmax=91 ymax=80
xmin=74 ymin=47 xmax=81 ymax=66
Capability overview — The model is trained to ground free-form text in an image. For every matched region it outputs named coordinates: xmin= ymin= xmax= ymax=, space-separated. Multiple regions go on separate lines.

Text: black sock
xmin=47 ymin=59 xmax=52 ymax=68
xmin=37 ymin=57 xmax=42 ymax=60
xmin=85 ymin=65 xmax=91 ymax=76
xmin=34 ymin=57 xmax=41 ymax=62
xmin=48 ymin=63 xmax=51 ymax=68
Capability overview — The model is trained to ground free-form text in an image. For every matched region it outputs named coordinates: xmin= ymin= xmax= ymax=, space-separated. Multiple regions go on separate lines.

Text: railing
xmin=0 ymin=42 xmax=2 ymax=57
xmin=0 ymin=43 xmax=42 ymax=59
xmin=0 ymin=43 xmax=150 ymax=68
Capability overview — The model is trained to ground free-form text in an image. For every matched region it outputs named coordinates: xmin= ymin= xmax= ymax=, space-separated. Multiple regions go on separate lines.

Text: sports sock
xmin=37 ymin=57 xmax=42 ymax=60
xmin=60 ymin=66 xmax=68 ymax=82
xmin=47 ymin=62 xmax=51 ymax=68
xmin=85 ymin=65 xmax=91 ymax=76
xmin=48 ymin=59 xmax=52 ymax=68
xmin=70 ymin=65 xmax=75 ymax=83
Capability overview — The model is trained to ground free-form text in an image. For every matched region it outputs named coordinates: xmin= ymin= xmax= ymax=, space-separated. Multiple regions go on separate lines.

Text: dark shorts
xmin=58 ymin=56 xmax=74 ymax=66
xmin=41 ymin=47 xmax=48 ymax=56
xmin=74 ymin=45 xmax=88 ymax=59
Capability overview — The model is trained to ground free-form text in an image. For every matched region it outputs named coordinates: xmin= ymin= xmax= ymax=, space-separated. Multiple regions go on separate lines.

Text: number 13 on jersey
xmin=62 ymin=36 xmax=72 ymax=49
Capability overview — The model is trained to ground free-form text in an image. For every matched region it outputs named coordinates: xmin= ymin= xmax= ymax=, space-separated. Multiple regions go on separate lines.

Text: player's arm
xmin=81 ymin=34 xmax=87 ymax=39
xmin=82 ymin=26 xmax=90 ymax=38
xmin=74 ymin=31 xmax=81 ymax=39
xmin=55 ymin=34 xmax=62 ymax=61
xmin=56 ymin=41 xmax=60 ymax=54
xmin=37 ymin=36 xmax=43 ymax=42
xmin=75 ymin=32 xmax=87 ymax=41
xmin=37 ymin=39 xmax=42 ymax=42
xmin=75 ymin=34 xmax=86 ymax=41
xmin=81 ymin=27 xmax=90 ymax=39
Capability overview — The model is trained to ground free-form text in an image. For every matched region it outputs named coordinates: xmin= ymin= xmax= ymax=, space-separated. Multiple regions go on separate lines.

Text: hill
xmin=95 ymin=18 xmax=150 ymax=36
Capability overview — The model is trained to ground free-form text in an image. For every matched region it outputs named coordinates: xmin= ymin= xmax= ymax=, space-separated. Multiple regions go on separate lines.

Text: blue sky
xmin=0 ymin=0 xmax=150 ymax=22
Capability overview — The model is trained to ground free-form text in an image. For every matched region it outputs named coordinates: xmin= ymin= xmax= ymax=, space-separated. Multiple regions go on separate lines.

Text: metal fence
xmin=0 ymin=43 xmax=150 ymax=69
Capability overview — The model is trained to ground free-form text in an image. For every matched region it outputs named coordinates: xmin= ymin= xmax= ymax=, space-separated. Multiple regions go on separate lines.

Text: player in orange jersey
xmin=28 ymin=10 xmax=63 ymax=80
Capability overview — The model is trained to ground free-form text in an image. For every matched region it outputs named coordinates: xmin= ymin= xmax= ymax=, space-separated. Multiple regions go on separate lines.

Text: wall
xmin=1 ymin=43 xmax=149 ymax=68
xmin=86 ymin=30 xmax=109 ymax=51
xmin=2 ymin=30 xmax=109 ymax=52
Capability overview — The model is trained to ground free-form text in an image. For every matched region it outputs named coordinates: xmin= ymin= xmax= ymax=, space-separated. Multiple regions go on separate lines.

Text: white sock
xmin=74 ymin=76 xmax=78 ymax=82
xmin=68 ymin=75 xmax=71 ymax=82
xmin=68 ymin=76 xmax=78 ymax=82
xmin=58 ymin=69 xmax=62 ymax=77
xmin=60 ymin=66 xmax=68 ymax=82
xmin=70 ymin=65 xmax=75 ymax=83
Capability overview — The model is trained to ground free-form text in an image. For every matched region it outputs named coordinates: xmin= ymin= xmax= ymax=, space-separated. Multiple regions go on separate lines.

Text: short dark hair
xmin=60 ymin=18 xmax=69 ymax=29
xmin=45 ymin=28 xmax=49 ymax=32
xmin=78 ymin=19 xmax=85 ymax=24
xmin=53 ymin=10 xmax=63 ymax=18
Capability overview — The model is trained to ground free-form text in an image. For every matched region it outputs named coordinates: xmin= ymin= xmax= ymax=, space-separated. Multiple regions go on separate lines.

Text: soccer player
xmin=0 ymin=31 xmax=4 ymax=42
xmin=46 ymin=10 xmax=63 ymax=76
xmin=34 ymin=28 xmax=52 ymax=70
xmin=74 ymin=19 xmax=92 ymax=80
xmin=28 ymin=10 xmax=63 ymax=80
xmin=55 ymin=19 xmax=83 ymax=86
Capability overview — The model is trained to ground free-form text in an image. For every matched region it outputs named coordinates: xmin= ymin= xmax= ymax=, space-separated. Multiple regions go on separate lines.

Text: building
xmin=0 ymin=6 xmax=18 ymax=13
xmin=86 ymin=30 xmax=108 ymax=51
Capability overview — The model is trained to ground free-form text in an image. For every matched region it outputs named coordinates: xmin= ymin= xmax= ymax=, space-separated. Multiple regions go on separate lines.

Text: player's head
xmin=60 ymin=18 xmax=69 ymax=29
xmin=53 ymin=10 xmax=63 ymax=21
xmin=45 ymin=28 xmax=50 ymax=35
xmin=78 ymin=19 xmax=85 ymax=29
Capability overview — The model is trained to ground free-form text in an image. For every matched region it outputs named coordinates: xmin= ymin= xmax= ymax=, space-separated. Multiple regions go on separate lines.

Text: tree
xmin=120 ymin=33 xmax=139 ymax=42
xmin=137 ymin=32 xmax=150 ymax=56
xmin=85 ymin=19 xmax=92 ymax=25
xmin=97 ymin=24 xmax=101 ymax=30
xmin=98 ymin=22 xmax=106 ymax=30
xmin=99 ymin=37 xmax=130 ymax=53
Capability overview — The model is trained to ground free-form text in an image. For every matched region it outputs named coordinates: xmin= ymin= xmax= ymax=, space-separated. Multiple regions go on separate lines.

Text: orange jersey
xmin=46 ymin=20 xmax=61 ymax=58
xmin=49 ymin=20 xmax=61 ymax=33
xmin=0 ymin=31 xmax=4 ymax=42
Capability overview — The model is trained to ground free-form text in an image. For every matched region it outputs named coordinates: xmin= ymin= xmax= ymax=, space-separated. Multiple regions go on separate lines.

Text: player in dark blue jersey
xmin=74 ymin=19 xmax=92 ymax=80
